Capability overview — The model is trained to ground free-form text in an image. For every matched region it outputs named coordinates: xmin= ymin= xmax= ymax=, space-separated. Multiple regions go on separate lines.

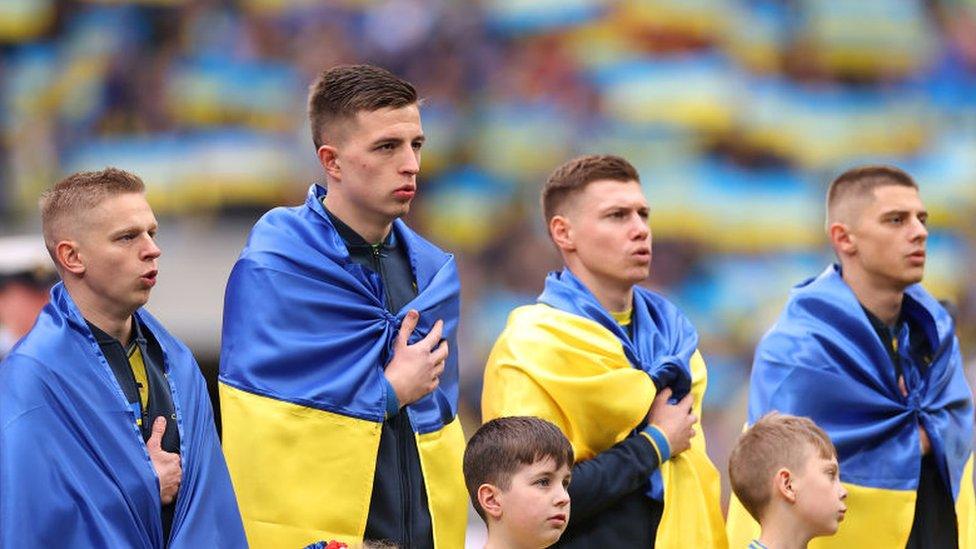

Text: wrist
xmin=641 ymin=425 xmax=671 ymax=463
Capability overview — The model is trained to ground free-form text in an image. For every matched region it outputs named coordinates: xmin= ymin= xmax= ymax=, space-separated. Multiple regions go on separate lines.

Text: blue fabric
xmin=219 ymin=183 xmax=461 ymax=434
xmin=537 ymin=268 xmax=699 ymax=500
xmin=0 ymin=284 xmax=246 ymax=548
xmin=749 ymin=265 xmax=974 ymax=496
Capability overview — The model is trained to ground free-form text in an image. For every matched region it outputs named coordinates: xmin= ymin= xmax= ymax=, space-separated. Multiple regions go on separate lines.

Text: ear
xmin=477 ymin=483 xmax=504 ymax=520
xmin=317 ymin=144 xmax=341 ymax=181
xmin=774 ymin=467 xmax=797 ymax=504
xmin=549 ymin=215 xmax=575 ymax=253
xmin=55 ymin=240 xmax=85 ymax=276
xmin=828 ymin=222 xmax=856 ymax=257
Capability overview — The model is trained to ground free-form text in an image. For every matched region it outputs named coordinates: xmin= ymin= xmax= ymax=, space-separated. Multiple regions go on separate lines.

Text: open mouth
xmin=141 ymin=270 xmax=158 ymax=286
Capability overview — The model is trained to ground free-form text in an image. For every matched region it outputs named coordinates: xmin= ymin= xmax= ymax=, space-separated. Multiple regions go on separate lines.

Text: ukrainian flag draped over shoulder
xmin=219 ymin=184 xmax=466 ymax=548
xmin=727 ymin=265 xmax=975 ymax=548
xmin=483 ymin=269 xmax=727 ymax=548
xmin=0 ymin=284 xmax=245 ymax=548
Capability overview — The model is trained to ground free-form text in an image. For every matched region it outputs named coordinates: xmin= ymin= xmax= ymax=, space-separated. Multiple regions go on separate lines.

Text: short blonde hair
xmin=39 ymin=168 xmax=145 ymax=259
xmin=728 ymin=412 xmax=837 ymax=522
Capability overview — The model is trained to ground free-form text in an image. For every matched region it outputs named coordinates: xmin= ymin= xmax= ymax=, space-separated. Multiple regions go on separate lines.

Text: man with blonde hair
xmin=728 ymin=165 xmax=975 ymax=548
xmin=0 ymin=168 xmax=245 ymax=547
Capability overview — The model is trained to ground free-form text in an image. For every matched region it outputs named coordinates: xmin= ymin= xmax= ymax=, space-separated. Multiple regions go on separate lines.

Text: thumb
xmin=147 ymin=416 xmax=166 ymax=452
xmin=397 ymin=310 xmax=420 ymax=347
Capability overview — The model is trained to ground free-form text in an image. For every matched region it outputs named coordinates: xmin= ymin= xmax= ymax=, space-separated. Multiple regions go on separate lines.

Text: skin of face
xmin=492 ymin=457 xmax=572 ymax=549
xmin=63 ymin=193 xmax=161 ymax=322
xmin=550 ymin=179 xmax=652 ymax=310
xmin=790 ymin=452 xmax=848 ymax=537
xmin=319 ymin=104 xmax=425 ymax=243
xmin=835 ymin=185 xmax=928 ymax=291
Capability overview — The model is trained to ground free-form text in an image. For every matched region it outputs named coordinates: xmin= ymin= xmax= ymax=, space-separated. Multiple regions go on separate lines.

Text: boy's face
xmin=497 ymin=456 xmax=572 ymax=548
xmin=792 ymin=452 xmax=847 ymax=536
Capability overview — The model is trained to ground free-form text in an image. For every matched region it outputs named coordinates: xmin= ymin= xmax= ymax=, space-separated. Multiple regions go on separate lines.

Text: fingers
xmin=147 ymin=416 xmax=166 ymax=452
xmin=430 ymin=338 xmax=449 ymax=364
xmin=397 ymin=310 xmax=420 ymax=348
xmin=420 ymin=319 xmax=444 ymax=349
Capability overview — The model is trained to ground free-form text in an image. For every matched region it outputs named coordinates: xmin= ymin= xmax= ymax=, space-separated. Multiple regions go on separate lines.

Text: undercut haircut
xmin=728 ymin=412 xmax=837 ymax=523
xmin=307 ymin=64 xmax=418 ymax=149
xmin=39 ymin=167 xmax=145 ymax=259
xmin=463 ymin=416 xmax=575 ymax=521
xmin=542 ymin=154 xmax=640 ymax=223
xmin=825 ymin=165 xmax=918 ymax=227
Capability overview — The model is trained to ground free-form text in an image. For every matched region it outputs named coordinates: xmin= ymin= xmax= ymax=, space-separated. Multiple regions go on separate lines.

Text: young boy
xmin=729 ymin=412 xmax=848 ymax=549
xmin=464 ymin=416 xmax=575 ymax=549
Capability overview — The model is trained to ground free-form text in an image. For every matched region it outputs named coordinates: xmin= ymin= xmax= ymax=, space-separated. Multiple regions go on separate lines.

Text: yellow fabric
xmin=482 ymin=304 xmax=727 ymax=548
xmin=220 ymin=383 xmax=379 ymax=547
xmin=609 ymin=307 xmax=632 ymax=326
xmin=416 ymin=417 xmax=468 ymax=549
xmin=127 ymin=344 xmax=149 ymax=412
xmin=958 ymin=453 xmax=976 ymax=549
xmin=220 ymin=382 xmax=467 ymax=548
xmin=729 ymin=480 xmax=916 ymax=548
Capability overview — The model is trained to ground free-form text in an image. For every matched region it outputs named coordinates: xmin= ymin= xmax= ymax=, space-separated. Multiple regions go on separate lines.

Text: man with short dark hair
xmin=727 ymin=165 xmax=976 ymax=548
xmin=220 ymin=64 xmax=466 ymax=548
xmin=481 ymin=154 xmax=727 ymax=547
xmin=0 ymin=168 xmax=245 ymax=547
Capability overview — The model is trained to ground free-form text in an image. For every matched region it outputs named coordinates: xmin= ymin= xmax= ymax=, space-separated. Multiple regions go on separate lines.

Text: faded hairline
xmin=39 ymin=168 xmax=146 ymax=265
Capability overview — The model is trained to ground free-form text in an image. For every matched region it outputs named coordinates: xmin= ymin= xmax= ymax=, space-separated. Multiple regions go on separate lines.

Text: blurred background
xmin=2 ymin=0 xmax=976 ymax=542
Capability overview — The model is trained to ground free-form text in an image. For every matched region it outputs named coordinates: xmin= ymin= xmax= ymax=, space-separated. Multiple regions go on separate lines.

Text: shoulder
xmin=491 ymin=304 xmax=623 ymax=361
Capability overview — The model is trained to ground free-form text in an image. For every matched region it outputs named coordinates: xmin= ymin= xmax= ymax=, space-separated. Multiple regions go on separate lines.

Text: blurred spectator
xmin=0 ymin=235 xmax=58 ymax=358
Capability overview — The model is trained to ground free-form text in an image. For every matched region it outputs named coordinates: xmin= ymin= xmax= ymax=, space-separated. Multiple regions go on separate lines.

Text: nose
xmin=143 ymin=235 xmax=162 ymax=260
xmin=401 ymin=146 xmax=420 ymax=175
xmin=555 ymin=484 xmax=570 ymax=507
xmin=632 ymin=214 xmax=650 ymax=240
xmin=839 ymin=484 xmax=848 ymax=500
xmin=912 ymin=218 xmax=928 ymax=242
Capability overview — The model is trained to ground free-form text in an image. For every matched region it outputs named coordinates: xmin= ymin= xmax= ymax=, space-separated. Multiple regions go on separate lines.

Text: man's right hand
xmin=385 ymin=310 xmax=449 ymax=407
xmin=146 ymin=416 xmax=182 ymax=505
xmin=646 ymin=388 xmax=697 ymax=457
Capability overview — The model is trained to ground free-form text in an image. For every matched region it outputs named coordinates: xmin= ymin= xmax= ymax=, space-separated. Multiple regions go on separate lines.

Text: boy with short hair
xmin=464 ymin=416 xmax=574 ymax=549
xmin=729 ymin=412 xmax=848 ymax=549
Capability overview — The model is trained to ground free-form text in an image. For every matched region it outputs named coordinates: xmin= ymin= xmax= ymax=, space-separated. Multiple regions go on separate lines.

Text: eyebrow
xmin=372 ymin=134 xmax=426 ymax=146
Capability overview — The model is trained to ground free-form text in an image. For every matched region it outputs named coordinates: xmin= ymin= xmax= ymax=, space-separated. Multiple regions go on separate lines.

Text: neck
xmin=566 ymin=265 xmax=633 ymax=313
xmin=66 ymin=281 xmax=135 ymax=343
xmin=323 ymin=191 xmax=392 ymax=245
xmin=485 ymin=525 xmax=536 ymax=549
xmin=840 ymin=265 xmax=904 ymax=326
xmin=758 ymin=518 xmax=812 ymax=549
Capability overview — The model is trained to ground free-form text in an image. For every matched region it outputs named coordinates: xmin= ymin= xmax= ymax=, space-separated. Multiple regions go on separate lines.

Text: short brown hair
xmin=728 ymin=412 xmax=837 ymax=522
xmin=463 ymin=416 xmax=575 ymax=521
xmin=542 ymin=154 xmax=640 ymax=223
xmin=826 ymin=165 xmax=918 ymax=226
xmin=307 ymin=64 xmax=418 ymax=149
xmin=39 ymin=168 xmax=145 ymax=258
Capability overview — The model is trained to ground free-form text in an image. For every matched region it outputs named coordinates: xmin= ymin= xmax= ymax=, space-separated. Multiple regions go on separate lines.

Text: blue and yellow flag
xmin=727 ymin=265 xmax=975 ymax=548
xmin=483 ymin=268 xmax=727 ymax=548
xmin=0 ymin=284 xmax=245 ymax=547
xmin=219 ymin=184 xmax=466 ymax=548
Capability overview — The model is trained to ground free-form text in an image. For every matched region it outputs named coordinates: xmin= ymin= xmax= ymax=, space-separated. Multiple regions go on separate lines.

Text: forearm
xmin=567 ymin=431 xmax=663 ymax=523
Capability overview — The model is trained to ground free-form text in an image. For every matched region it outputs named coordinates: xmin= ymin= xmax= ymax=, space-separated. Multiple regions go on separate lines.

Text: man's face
xmin=845 ymin=185 xmax=928 ymax=290
xmin=556 ymin=179 xmax=652 ymax=296
xmin=75 ymin=193 xmax=160 ymax=317
xmin=497 ymin=457 xmax=571 ymax=548
xmin=792 ymin=452 xmax=847 ymax=537
xmin=324 ymin=104 xmax=424 ymax=231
